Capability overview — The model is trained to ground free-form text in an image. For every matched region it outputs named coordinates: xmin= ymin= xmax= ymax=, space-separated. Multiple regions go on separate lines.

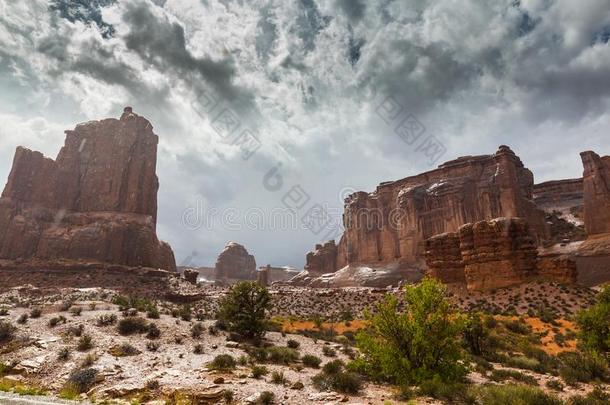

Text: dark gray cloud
xmin=49 ymin=0 xmax=117 ymax=38
xmin=335 ymin=0 xmax=366 ymax=22
xmin=121 ymin=1 xmax=255 ymax=114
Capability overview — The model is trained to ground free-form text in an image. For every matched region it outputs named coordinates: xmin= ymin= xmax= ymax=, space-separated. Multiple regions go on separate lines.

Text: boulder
xmin=183 ymin=269 xmax=199 ymax=285
xmin=214 ymin=241 xmax=256 ymax=280
xmin=0 ymin=107 xmax=176 ymax=272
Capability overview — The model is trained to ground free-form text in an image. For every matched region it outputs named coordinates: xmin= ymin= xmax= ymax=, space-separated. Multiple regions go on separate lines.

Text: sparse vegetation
xmin=251 ymin=365 xmax=268 ymax=379
xmin=191 ymin=322 xmax=205 ymax=338
xmin=117 ymin=316 xmax=149 ymax=335
xmin=96 ymin=313 xmax=117 ymax=326
xmin=353 ymin=277 xmax=466 ymax=386
xmin=217 ymin=281 xmax=271 ymax=341
xmin=29 ymin=307 xmax=42 ymax=318
xmin=77 ymin=334 xmax=94 ymax=351
xmin=209 ymin=354 xmax=236 ymax=370
xmin=302 ymin=354 xmax=322 ymax=368
xmin=312 ymin=359 xmax=361 ymax=394
xmin=0 ymin=320 xmax=16 ymax=343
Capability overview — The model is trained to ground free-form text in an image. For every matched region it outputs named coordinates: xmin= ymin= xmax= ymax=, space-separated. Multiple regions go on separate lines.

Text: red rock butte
xmin=0 ymin=107 xmax=176 ymax=278
xmin=294 ymin=145 xmax=610 ymax=290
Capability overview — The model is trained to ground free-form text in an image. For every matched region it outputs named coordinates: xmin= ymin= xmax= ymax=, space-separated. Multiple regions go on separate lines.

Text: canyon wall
xmin=0 ymin=107 xmax=176 ymax=272
xmin=302 ymin=146 xmax=548 ymax=278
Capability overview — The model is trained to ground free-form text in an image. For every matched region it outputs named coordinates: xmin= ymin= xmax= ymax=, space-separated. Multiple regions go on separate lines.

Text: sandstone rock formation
xmin=183 ymin=269 xmax=199 ymax=284
xmin=425 ymin=218 xmax=578 ymax=291
xmin=214 ymin=242 xmax=256 ymax=281
xmin=0 ymin=107 xmax=176 ymax=272
xmin=296 ymin=146 xmax=549 ymax=286
xmin=580 ymin=151 xmax=610 ymax=236
xmin=304 ymin=241 xmax=339 ymax=274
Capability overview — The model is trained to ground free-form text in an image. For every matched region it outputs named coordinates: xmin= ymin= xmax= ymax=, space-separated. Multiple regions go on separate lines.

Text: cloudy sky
xmin=1 ymin=0 xmax=609 ymax=269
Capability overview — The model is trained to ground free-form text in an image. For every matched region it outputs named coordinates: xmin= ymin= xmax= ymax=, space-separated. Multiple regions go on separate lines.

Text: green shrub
xmin=505 ymin=356 xmax=542 ymax=372
xmin=418 ymin=377 xmax=475 ymax=403
xmin=251 ymin=365 xmax=268 ymax=379
xmin=505 ymin=319 xmax=531 ymax=335
xmin=96 ymin=313 xmax=117 ymax=327
xmin=191 ymin=322 xmax=205 ymax=338
xmin=112 ymin=295 xmax=154 ymax=312
xmin=302 ymin=354 xmax=322 ymax=368
xmin=146 ymin=341 xmax=160 ymax=352
xmin=558 ymin=351 xmax=609 ymax=384
xmin=57 ymin=347 xmax=71 ymax=361
xmin=29 ymin=307 xmax=42 ymax=318
xmin=287 ymin=339 xmax=300 ymax=349
xmin=576 ymin=285 xmax=610 ymax=354
xmin=474 ymin=384 xmax=562 ymax=405
xmin=146 ymin=305 xmax=160 ymax=319
xmin=216 ymin=281 xmax=270 ymax=340
xmin=109 ymin=343 xmax=140 ymax=357
xmin=77 ymin=334 xmax=94 ymax=351
xmin=463 ymin=313 xmax=489 ymax=355
xmin=147 ymin=323 xmax=161 ymax=339
xmin=0 ymin=320 xmax=16 ymax=343
xmin=69 ymin=306 xmax=82 ymax=317
xmin=209 ymin=354 xmax=236 ymax=370
xmin=179 ymin=305 xmax=192 ymax=322
xmin=546 ymin=379 xmax=564 ymax=391
xmin=322 ymin=346 xmax=336 ymax=357
xmin=223 ymin=389 xmax=234 ymax=403
xmin=312 ymin=360 xmax=361 ymax=394
xmin=66 ymin=368 xmax=98 ymax=393
xmin=257 ymin=391 xmax=274 ymax=405
xmin=17 ymin=313 xmax=28 ymax=324
xmin=271 ymin=370 xmax=286 ymax=384
xmin=267 ymin=346 xmax=299 ymax=365
xmin=353 ymin=277 xmax=466 ymax=386
xmin=489 ymin=369 xmax=537 ymax=385
xmin=194 ymin=344 xmax=204 ymax=354
xmin=117 ymin=317 xmax=149 ymax=335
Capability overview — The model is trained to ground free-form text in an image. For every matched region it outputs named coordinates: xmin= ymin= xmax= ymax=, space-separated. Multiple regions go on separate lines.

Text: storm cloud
xmin=1 ymin=0 xmax=610 ymax=268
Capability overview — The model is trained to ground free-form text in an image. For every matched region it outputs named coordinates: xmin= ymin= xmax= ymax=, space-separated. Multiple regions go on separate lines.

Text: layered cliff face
xmin=214 ymin=241 xmax=256 ymax=281
xmin=304 ymin=146 xmax=548 ymax=277
xmin=0 ymin=107 xmax=176 ymax=272
xmin=424 ymin=217 xmax=576 ymax=291
xmin=580 ymin=151 xmax=610 ymax=236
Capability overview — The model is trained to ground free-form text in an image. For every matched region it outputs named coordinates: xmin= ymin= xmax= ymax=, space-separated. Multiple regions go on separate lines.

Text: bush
xmin=546 ymin=379 xmax=564 ymax=391
xmin=267 ymin=346 xmax=299 ymax=365
xmin=463 ymin=313 xmax=489 ymax=355
xmin=287 ymin=339 xmax=300 ymax=349
xmin=66 ymin=368 xmax=98 ymax=393
xmin=146 ymin=341 xmax=160 ymax=352
xmin=110 ymin=343 xmax=140 ymax=357
xmin=257 ymin=391 xmax=274 ymax=405
xmin=558 ymin=351 xmax=609 ymax=384
xmin=77 ymin=334 xmax=94 ymax=351
xmin=112 ymin=295 xmax=154 ymax=312
xmin=418 ymin=377 xmax=475 ymax=403
xmin=179 ymin=305 xmax=192 ymax=322
xmin=194 ymin=344 xmax=204 ymax=354
xmin=147 ymin=323 xmax=161 ymax=339
xmin=209 ymin=354 xmax=236 ymax=370
xmin=49 ymin=316 xmax=66 ymax=328
xmin=322 ymin=346 xmax=336 ymax=357
xmin=0 ymin=308 xmax=9 ymax=316
xmin=302 ymin=354 xmax=322 ymax=368
xmin=353 ymin=277 xmax=466 ymax=386
xmin=70 ymin=307 xmax=82 ymax=317
xmin=217 ymin=281 xmax=271 ymax=340
xmin=17 ymin=313 xmax=28 ymax=324
xmin=312 ymin=360 xmax=361 ymax=394
xmin=251 ymin=365 xmax=268 ymax=379
xmin=191 ymin=323 xmax=205 ymax=338
xmin=223 ymin=389 xmax=234 ymax=403
xmin=505 ymin=319 xmax=531 ymax=335
xmin=117 ymin=317 xmax=149 ymax=335
xmin=474 ymin=384 xmax=562 ymax=405
xmin=489 ymin=369 xmax=537 ymax=385
xmin=576 ymin=285 xmax=610 ymax=354
xmin=271 ymin=370 xmax=286 ymax=384
xmin=0 ymin=320 xmax=16 ymax=343
xmin=57 ymin=347 xmax=71 ymax=361
xmin=29 ymin=307 xmax=42 ymax=318
xmin=96 ymin=313 xmax=117 ymax=327
xmin=146 ymin=306 xmax=160 ymax=319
